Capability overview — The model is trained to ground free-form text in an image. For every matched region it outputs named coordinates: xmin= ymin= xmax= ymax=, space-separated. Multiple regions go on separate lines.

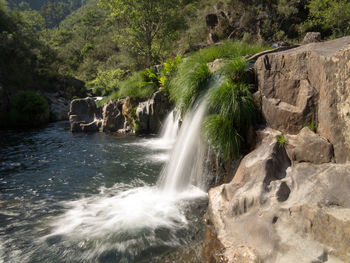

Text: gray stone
xmin=102 ymin=100 xmax=125 ymax=132
xmin=285 ymin=127 xmax=334 ymax=164
xmin=302 ymin=32 xmax=322 ymax=44
xmin=255 ymin=36 xmax=350 ymax=162
xmin=207 ymin=131 xmax=350 ymax=262
xmin=136 ymin=91 xmax=172 ymax=134
xmin=69 ymin=98 xmax=102 ymax=132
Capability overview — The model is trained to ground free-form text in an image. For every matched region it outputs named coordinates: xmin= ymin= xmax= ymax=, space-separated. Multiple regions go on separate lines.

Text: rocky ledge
xmin=69 ymin=91 xmax=172 ymax=134
xmin=206 ymin=37 xmax=350 ymax=262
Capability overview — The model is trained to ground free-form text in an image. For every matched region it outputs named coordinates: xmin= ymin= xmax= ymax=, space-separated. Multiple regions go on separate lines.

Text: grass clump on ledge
xmin=169 ymin=40 xmax=265 ymax=117
xmin=192 ymin=41 xmax=266 ymax=160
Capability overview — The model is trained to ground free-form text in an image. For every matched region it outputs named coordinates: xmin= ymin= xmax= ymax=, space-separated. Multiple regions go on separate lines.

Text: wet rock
xmin=302 ymin=32 xmax=321 ymax=44
xmin=44 ymin=92 xmax=70 ymax=121
xmin=255 ymin=36 xmax=350 ymax=162
xmin=136 ymin=91 xmax=172 ymax=134
xmin=69 ymin=98 xmax=102 ymax=132
xmin=102 ymin=100 xmax=125 ymax=132
xmin=285 ymin=127 xmax=334 ymax=164
xmin=207 ymin=131 xmax=350 ymax=262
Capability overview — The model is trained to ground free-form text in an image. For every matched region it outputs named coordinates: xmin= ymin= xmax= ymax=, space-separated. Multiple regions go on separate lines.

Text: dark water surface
xmin=0 ymin=122 xmax=206 ymax=263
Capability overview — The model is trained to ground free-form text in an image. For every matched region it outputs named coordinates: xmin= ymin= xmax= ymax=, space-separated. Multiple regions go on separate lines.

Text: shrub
xmin=169 ymin=41 xmax=266 ymax=116
xmin=112 ymin=68 xmax=159 ymax=100
xmin=203 ymin=76 xmax=257 ymax=160
xmin=9 ymin=91 xmax=50 ymax=127
xmin=88 ymin=68 xmax=127 ymax=96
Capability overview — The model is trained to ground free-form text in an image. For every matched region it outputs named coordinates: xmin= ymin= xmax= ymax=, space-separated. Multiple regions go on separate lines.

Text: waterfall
xmin=159 ymin=110 xmax=179 ymax=145
xmin=158 ymin=99 xmax=207 ymax=194
xmin=45 ymin=102 xmax=208 ymax=261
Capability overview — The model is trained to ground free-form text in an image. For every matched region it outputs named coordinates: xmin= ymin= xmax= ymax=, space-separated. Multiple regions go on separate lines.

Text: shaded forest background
xmin=1 ymin=0 xmax=350 ymax=101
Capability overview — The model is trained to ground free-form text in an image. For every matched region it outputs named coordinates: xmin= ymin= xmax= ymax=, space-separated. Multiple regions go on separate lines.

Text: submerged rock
xmin=207 ymin=131 xmax=350 ymax=262
xmin=255 ymin=36 xmax=350 ymax=162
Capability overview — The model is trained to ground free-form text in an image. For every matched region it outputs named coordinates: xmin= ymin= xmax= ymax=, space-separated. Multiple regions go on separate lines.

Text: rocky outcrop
xmin=255 ymin=36 xmax=350 ymax=162
xmin=43 ymin=92 xmax=70 ymax=121
xmin=285 ymin=127 xmax=334 ymax=164
xmin=207 ymin=131 xmax=350 ymax=262
xmin=69 ymin=98 xmax=102 ymax=132
xmin=102 ymin=100 xmax=125 ymax=132
xmin=136 ymin=91 xmax=172 ymax=133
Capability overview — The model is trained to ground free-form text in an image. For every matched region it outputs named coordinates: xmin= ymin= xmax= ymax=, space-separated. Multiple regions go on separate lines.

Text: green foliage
xmin=111 ymin=69 xmax=159 ymax=99
xmin=169 ymin=41 xmax=265 ymax=116
xmin=87 ymin=68 xmax=127 ymax=96
xmin=204 ymin=77 xmax=257 ymax=160
xmin=304 ymin=0 xmax=350 ymax=38
xmin=100 ymin=0 xmax=187 ymax=67
xmin=9 ymin=91 xmax=50 ymax=126
xmin=308 ymin=118 xmax=317 ymax=132
xmin=203 ymin=114 xmax=242 ymax=160
xmin=276 ymin=134 xmax=287 ymax=147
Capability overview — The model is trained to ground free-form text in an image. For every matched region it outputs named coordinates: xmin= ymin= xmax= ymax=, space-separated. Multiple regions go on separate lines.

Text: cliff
xmin=206 ymin=37 xmax=350 ymax=262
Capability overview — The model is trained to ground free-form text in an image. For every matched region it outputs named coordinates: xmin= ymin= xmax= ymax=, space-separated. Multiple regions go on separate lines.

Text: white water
xmin=45 ymin=103 xmax=208 ymax=260
xmin=158 ymin=101 xmax=208 ymax=194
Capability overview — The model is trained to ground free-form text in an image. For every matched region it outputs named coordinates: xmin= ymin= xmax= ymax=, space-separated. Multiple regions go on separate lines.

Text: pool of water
xmin=0 ymin=122 xmax=207 ymax=263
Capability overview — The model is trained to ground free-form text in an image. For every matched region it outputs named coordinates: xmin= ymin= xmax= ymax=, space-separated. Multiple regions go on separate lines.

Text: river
xmin=0 ymin=119 xmax=207 ymax=263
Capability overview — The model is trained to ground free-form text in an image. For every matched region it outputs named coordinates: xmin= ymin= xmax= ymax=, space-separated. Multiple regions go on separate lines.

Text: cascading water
xmin=41 ymin=103 xmax=208 ymax=261
xmin=158 ymin=101 xmax=208 ymax=193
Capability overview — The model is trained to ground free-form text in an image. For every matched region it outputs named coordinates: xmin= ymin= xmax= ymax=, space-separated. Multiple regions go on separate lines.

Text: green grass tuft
xmin=276 ymin=134 xmax=287 ymax=147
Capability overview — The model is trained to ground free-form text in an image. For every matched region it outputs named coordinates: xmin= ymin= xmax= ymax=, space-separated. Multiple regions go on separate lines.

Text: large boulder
xmin=207 ymin=131 xmax=350 ymax=262
xmin=136 ymin=91 xmax=172 ymax=134
xmin=69 ymin=98 xmax=102 ymax=132
xmin=255 ymin=36 xmax=350 ymax=162
xmin=102 ymin=100 xmax=125 ymax=132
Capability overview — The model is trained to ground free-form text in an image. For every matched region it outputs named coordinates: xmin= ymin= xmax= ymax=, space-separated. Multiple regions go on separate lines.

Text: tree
xmin=100 ymin=0 xmax=186 ymax=68
xmin=305 ymin=0 xmax=350 ymax=37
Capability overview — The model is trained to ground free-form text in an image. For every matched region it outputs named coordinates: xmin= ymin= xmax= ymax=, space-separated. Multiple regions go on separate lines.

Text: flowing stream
xmin=0 ymin=105 xmax=209 ymax=262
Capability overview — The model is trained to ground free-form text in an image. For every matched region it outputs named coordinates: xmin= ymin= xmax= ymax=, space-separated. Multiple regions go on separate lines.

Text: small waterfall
xmin=159 ymin=110 xmax=179 ymax=144
xmin=158 ymin=99 xmax=207 ymax=194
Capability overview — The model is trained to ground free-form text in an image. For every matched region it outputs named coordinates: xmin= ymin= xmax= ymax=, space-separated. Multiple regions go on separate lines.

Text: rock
xmin=285 ymin=127 xmax=334 ymax=164
xmin=102 ymin=100 xmax=125 ymax=132
xmin=302 ymin=32 xmax=321 ymax=44
xmin=44 ymin=92 xmax=70 ymax=121
xmin=207 ymin=59 xmax=225 ymax=74
xmin=136 ymin=91 xmax=172 ymax=134
xmin=80 ymin=120 xmax=101 ymax=132
xmin=254 ymin=36 xmax=350 ymax=162
xmin=122 ymin=97 xmax=138 ymax=131
xmin=68 ymin=98 xmax=102 ymax=132
xmin=206 ymin=13 xmax=218 ymax=28
xmin=207 ymin=131 xmax=350 ymax=262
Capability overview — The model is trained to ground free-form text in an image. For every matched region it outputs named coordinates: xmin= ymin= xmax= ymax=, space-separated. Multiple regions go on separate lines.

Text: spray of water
xmin=45 ymin=101 xmax=208 ymax=260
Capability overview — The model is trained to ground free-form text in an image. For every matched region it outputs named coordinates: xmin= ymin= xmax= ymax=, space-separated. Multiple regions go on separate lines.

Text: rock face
xmin=69 ymin=98 xmax=102 ymax=132
xmin=207 ymin=131 xmax=350 ymax=262
xmin=136 ymin=91 xmax=172 ymax=133
xmin=102 ymin=100 xmax=125 ymax=132
xmin=44 ymin=92 xmax=71 ymax=121
xmin=255 ymin=36 xmax=350 ymax=162
xmin=285 ymin=127 xmax=334 ymax=164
